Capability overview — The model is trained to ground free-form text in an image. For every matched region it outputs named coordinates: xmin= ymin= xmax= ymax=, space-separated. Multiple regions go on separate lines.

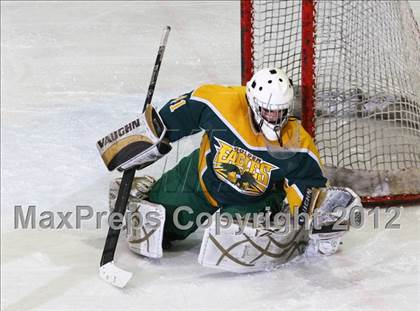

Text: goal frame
xmin=240 ymin=0 xmax=420 ymax=205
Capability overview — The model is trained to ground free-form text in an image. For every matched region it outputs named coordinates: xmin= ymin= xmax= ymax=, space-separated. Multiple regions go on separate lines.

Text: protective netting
xmin=249 ymin=0 xmax=420 ymax=199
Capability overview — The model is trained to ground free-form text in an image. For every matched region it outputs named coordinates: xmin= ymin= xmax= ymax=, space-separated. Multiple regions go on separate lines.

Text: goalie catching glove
xmin=305 ymin=187 xmax=361 ymax=256
xmin=96 ymin=105 xmax=171 ymax=171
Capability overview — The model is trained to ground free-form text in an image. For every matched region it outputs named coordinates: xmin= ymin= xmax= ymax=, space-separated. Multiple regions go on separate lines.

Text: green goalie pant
xmin=148 ymin=149 xmax=283 ymax=241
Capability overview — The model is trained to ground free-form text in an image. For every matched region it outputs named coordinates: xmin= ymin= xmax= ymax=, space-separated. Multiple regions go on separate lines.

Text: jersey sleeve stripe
xmin=198 ymin=133 xmax=218 ymax=207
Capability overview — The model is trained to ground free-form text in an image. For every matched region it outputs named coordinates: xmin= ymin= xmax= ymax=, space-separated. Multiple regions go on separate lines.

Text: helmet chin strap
xmin=258 ymin=119 xmax=264 ymax=130
xmin=274 ymin=125 xmax=283 ymax=147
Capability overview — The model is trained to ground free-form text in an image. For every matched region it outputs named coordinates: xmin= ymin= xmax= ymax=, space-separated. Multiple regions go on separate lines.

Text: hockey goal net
xmin=241 ymin=0 xmax=420 ymax=205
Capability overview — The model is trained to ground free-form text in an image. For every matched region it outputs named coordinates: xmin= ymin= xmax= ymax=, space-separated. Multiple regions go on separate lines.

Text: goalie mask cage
xmin=241 ymin=0 xmax=420 ymax=205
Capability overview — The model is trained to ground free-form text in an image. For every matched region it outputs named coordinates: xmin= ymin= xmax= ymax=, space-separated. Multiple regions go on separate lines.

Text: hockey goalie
xmin=98 ymin=67 xmax=362 ymax=273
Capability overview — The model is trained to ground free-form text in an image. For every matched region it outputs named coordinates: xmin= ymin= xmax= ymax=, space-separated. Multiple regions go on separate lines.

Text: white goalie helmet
xmin=246 ymin=68 xmax=294 ymax=141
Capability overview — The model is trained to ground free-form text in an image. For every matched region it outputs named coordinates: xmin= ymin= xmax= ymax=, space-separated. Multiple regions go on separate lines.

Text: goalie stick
xmin=99 ymin=26 xmax=171 ymax=288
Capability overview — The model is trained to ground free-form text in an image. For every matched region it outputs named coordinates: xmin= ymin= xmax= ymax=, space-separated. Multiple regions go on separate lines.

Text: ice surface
xmin=1 ymin=2 xmax=420 ymax=311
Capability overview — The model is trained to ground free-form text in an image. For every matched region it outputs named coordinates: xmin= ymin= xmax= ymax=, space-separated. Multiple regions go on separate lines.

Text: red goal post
xmin=241 ymin=0 xmax=420 ymax=205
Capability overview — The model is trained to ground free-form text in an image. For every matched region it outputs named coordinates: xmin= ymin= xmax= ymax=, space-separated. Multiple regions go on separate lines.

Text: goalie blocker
xmin=97 ymin=105 xmax=171 ymax=171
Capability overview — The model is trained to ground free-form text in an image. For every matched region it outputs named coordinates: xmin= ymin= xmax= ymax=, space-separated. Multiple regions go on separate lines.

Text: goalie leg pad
xmin=125 ymin=200 xmax=165 ymax=259
xmin=198 ymin=217 xmax=309 ymax=273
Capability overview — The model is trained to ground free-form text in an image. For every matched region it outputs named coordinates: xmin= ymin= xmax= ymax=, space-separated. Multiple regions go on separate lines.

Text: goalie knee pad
xmin=125 ymin=200 xmax=165 ymax=259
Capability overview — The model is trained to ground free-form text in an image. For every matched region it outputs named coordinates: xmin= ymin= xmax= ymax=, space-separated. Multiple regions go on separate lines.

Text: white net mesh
xmin=249 ymin=0 xmax=420 ymax=199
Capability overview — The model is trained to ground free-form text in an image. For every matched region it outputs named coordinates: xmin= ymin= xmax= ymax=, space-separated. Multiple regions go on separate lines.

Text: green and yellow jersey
xmin=158 ymin=84 xmax=327 ymax=213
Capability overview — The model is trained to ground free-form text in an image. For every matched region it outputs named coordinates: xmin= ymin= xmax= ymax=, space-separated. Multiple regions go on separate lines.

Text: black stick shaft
xmin=100 ymin=168 xmax=135 ymax=266
xmin=100 ymin=26 xmax=171 ymax=267
xmin=143 ymin=26 xmax=171 ymax=112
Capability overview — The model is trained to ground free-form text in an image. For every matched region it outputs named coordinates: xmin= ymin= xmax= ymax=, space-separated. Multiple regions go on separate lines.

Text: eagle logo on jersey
xmin=213 ymin=138 xmax=278 ymax=196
